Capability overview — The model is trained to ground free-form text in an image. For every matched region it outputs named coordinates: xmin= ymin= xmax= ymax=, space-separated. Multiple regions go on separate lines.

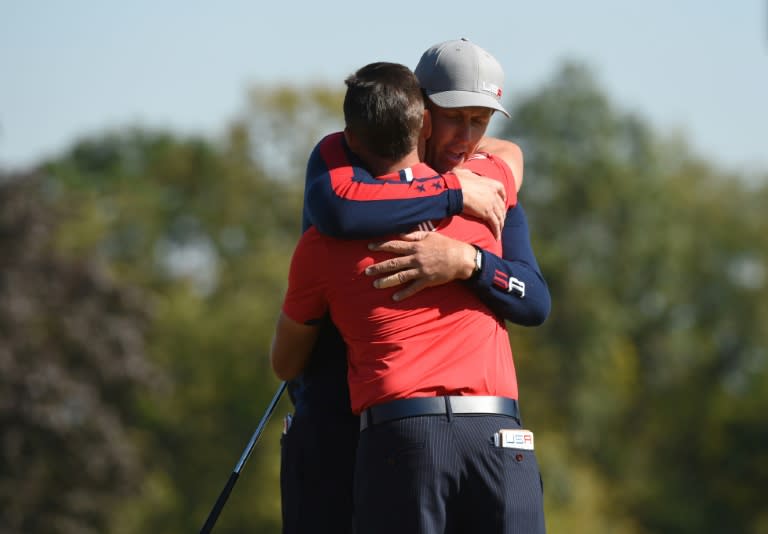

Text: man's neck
xmin=366 ymin=151 xmax=421 ymax=177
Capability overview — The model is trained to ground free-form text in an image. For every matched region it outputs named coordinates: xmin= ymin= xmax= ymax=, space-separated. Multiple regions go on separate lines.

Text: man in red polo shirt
xmin=271 ymin=61 xmax=546 ymax=534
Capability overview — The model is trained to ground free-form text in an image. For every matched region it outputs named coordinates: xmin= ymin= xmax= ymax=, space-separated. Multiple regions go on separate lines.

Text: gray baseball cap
xmin=415 ymin=38 xmax=509 ymax=118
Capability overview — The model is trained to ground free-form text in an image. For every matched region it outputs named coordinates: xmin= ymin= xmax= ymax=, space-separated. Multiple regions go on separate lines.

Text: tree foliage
xmin=1 ymin=62 xmax=766 ymax=534
xmin=502 ymin=61 xmax=768 ymax=533
xmin=0 ymin=176 xmax=153 ymax=534
xmin=32 ymin=86 xmax=343 ymax=533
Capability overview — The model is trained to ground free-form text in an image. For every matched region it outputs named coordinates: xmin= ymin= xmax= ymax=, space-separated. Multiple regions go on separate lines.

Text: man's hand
xmin=454 ymin=168 xmax=506 ymax=240
xmin=366 ymin=231 xmax=476 ymax=301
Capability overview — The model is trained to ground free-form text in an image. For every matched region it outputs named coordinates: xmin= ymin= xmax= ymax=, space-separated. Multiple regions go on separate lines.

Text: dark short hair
xmin=343 ymin=62 xmax=424 ymax=161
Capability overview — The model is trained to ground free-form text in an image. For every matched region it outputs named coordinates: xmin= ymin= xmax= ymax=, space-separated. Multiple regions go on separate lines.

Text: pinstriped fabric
xmin=280 ymin=412 xmax=358 ymax=534
xmin=353 ymin=414 xmax=545 ymax=534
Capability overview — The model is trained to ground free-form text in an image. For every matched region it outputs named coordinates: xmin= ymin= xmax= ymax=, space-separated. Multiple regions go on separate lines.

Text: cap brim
xmin=426 ymin=90 xmax=510 ymax=118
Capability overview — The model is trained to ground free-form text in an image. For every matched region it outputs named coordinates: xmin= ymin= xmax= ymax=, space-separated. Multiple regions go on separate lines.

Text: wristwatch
xmin=470 ymin=245 xmax=483 ymax=280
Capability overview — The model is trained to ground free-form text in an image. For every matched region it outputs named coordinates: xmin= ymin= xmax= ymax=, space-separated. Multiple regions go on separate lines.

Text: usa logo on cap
xmin=482 ymin=81 xmax=503 ymax=99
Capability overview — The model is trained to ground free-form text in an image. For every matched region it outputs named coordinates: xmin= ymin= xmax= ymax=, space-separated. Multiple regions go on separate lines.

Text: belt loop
xmin=444 ymin=396 xmax=453 ymax=421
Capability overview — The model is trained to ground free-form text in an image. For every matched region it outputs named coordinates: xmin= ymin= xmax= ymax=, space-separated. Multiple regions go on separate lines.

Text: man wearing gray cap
xmin=418 ymin=37 xmax=513 ymax=173
xmin=278 ymin=39 xmax=549 ymax=534
xmin=307 ymin=38 xmax=535 ymax=300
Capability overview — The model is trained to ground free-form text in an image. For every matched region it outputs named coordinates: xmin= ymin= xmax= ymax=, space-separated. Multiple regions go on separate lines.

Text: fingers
xmin=496 ymin=202 xmax=506 ymax=240
xmin=368 ymin=240 xmax=413 ymax=255
xmin=490 ymin=204 xmax=502 ymax=241
xmin=488 ymin=196 xmax=505 ymax=240
xmin=458 ymin=172 xmax=507 ymax=240
xmin=368 ymin=230 xmax=429 ymax=252
xmin=364 ymin=230 xmax=471 ymax=300
xmin=365 ymin=233 xmax=427 ymax=277
xmin=495 ymin=180 xmax=507 ymax=204
xmin=392 ymin=280 xmax=429 ymax=302
xmin=398 ymin=230 xmax=431 ymax=242
xmin=364 ymin=255 xmax=413 ymax=276
xmin=368 ymin=271 xmax=428 ymax=302
xmin=370 ymin=269 xmax=419 ymax=289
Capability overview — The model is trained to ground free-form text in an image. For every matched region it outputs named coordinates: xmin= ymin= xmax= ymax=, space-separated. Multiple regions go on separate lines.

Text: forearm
xmin=304 ymin=133 xmax=463 ymax=237
xmin=466 ymin=203 xmax=551 ymax=325
xmin=307 ymin=180 xmax=462 ymax=237
xmin=270 ymin=312 xmax=320 ymax=381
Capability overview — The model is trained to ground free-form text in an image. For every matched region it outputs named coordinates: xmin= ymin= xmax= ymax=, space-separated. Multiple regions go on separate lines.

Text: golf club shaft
xmin=200 ymin=380 xmax=288 ymax=534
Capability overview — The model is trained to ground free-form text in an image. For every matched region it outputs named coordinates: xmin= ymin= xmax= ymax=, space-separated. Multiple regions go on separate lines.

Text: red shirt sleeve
xmin=282 ymin=227 xmax=329 ymax=325
xmin=462 ymin=153 xmax=518 ymax=208
xmin=317 ymin=132 xmax=462 ymax=201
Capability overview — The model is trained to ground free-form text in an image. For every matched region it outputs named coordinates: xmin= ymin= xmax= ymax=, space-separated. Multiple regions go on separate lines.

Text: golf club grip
xmin=200 ymin=471 xmax=239 ymax=534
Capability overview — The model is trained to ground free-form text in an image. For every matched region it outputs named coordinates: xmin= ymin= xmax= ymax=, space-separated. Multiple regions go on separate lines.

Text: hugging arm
xmin=303 ymin=132 xmax=506 ymax=238
xmin=466 ymin=203 xmax=550 ymax=325
xmin=304 ymin=133 xmax=462 ymax=237
xmin=367 ymin=202 xmax=550 ymax=326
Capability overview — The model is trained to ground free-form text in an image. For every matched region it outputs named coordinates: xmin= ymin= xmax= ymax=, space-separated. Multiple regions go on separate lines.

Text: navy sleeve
xmin=467 ymin=202 xmax=551 ymax=326
xmin=303 ymin=134 xmax=463 ymax=237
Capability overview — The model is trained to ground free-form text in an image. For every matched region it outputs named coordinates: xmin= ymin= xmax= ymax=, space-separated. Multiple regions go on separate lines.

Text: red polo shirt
xmin=283 ymin=157 xmax=518 ymax=414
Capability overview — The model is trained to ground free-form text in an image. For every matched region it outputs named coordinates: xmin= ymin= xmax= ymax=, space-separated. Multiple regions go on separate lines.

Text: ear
xmin=344 ymin=127 xmax=360 ymax=153
xmin=417 ymin=110 xmax=431 ymax=161
xmin=421 ymin=109 xmax=432 ymax=141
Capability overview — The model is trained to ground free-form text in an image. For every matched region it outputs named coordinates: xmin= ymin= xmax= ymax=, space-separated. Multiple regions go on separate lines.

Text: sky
xmin=1 ymin=1 xmax=767 ymax=175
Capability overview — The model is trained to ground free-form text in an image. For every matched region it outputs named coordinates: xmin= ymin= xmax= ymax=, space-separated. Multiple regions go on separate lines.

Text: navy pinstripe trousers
xmin=353 ymin=413 xmax=546 ymax=534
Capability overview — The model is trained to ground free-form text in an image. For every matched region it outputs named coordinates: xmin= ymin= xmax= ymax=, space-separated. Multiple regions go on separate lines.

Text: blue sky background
xmin=1 ymin=1 xmax=766 ymax=174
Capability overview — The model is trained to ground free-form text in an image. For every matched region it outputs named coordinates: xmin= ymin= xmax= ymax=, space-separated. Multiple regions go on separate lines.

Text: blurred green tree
xmin=38 ymin=85 xmax=343 ymax=533
xmin=9 ymin=64 xmax=766 ymax=534
xmin=502 ymin=62 xmax=768 ymax=533
xmin=0 ymin=175 xmax=154 ymax=534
